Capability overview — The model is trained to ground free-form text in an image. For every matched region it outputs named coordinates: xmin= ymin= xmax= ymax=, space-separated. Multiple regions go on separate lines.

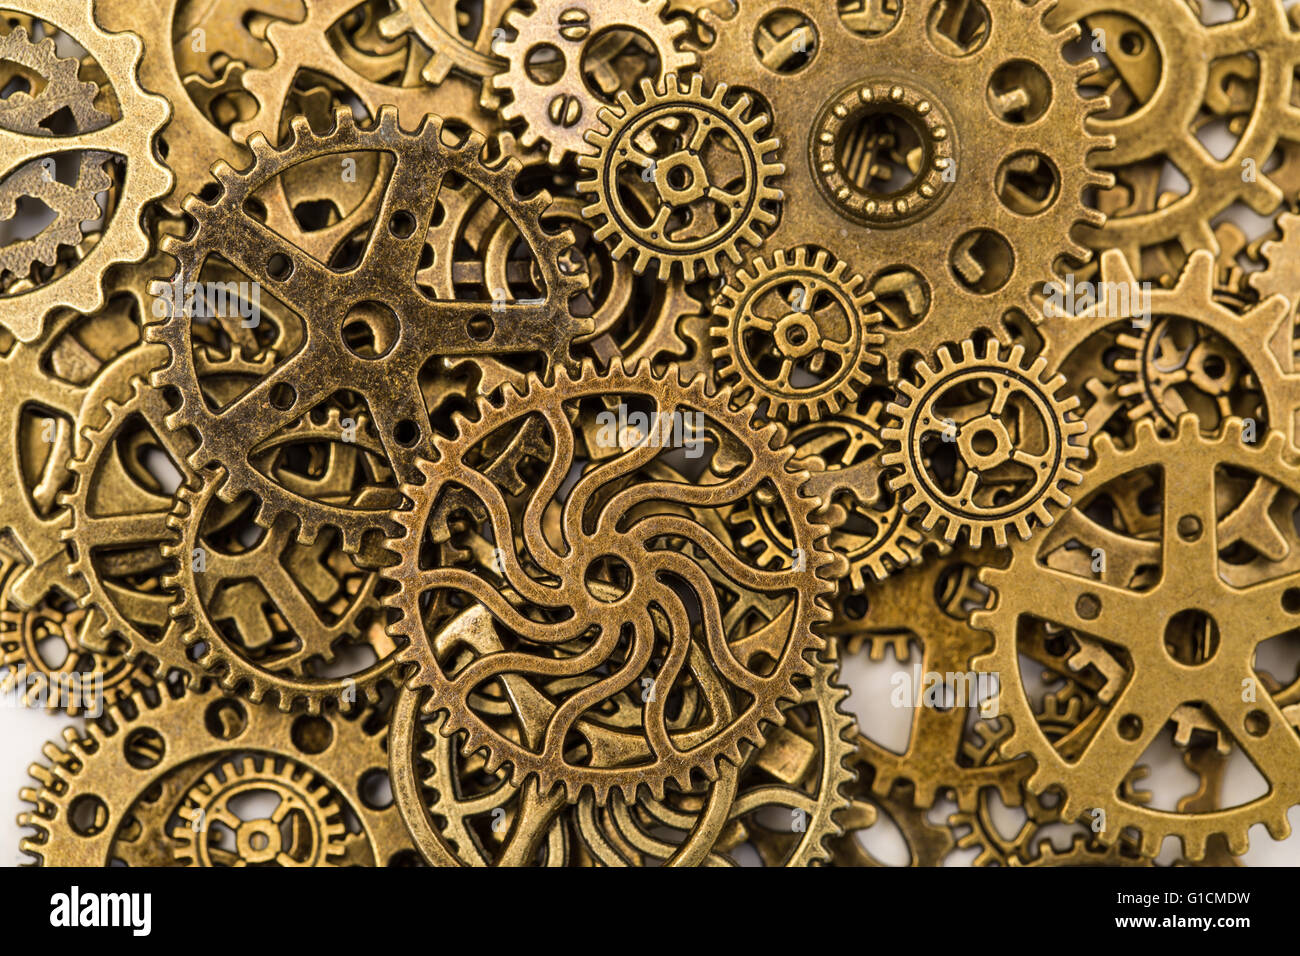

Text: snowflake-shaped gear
xmin=492 ymin=0 xmax=698 ymax=165
xmin=577 ymin=72 xmax=784 ymax=281
xmin=880 ymin=340 xmax=1089 ymax=548
xmin=148 ymin=105 xmax=591 ymax=550
xmin=973 ymin=416 xmax=1300 ymax=861
xmin=711 ymin=247 xmax=885 ymax=424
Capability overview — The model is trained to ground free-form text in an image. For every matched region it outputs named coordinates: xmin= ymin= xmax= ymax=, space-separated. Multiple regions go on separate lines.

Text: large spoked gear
xmin=172 ymin=753 xmax=348 ymax=866
xmin=0 ymin=0 xmax=171 ymax=342
xmin=147 ymin=106 xmax=591 ymax=550
xmin=19 ymin=681 xmax=415 ymax=866
xmin=696 ymin=0 xmax=1113 ymax=375
xmin=0 ymin=23 xmax=111 ymax=279
xmin=383 ymin=361 xmax=840 ymax=803
xmin=491 ymin=0 xmax=698 ymax=165
xmin=577 ymin=72 xmax=784 ymax=281
xmin=973 ymin=416 xmax=1300 ymax=860
xmin=880 ymin=340 xmax=1089 ymax=548
xmin=1045 ymin=0 xmax=1300 ymax=274
xmin=711 ymin=247 xmax=885 ymax=424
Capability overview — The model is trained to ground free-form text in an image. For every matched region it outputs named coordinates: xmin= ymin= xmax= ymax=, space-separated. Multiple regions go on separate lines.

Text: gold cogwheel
xmin=881 ymin=340 xmax=1089 ymax=548
xmin=973 ymin=416 xmax=1300 ymax=861
xmin=383 ymin=360 xmax=839 ymax=803
xmin=711 ymin=247 xmax=885 ymax=424
xmin=578 ymin=72 xmax=784 ymax=280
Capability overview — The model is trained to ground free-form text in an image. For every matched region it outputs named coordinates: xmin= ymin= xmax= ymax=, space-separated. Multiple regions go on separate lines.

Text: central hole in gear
xmin=836 ymin=108 xmax=927 ymax=197
xmin=583 ymin=554 xmax=633 ymax=602
xmin=970 ymin=429 xmax=998 ymax=456
xmin=1164 ymin=609 xmax=1220 ymax=666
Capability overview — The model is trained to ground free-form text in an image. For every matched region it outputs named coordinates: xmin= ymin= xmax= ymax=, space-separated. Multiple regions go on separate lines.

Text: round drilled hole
xmin=388 ymin=210 xmax=416 ymax=238
xmin=269 ymin=383 xmax=296 ymax=410
xmin=1177 ymin=515 xmax=1203 ymax=541
xmin=987 ymin=60 xmax=1052 ymax=124
xmin=1118 ymin=714 xmax=1142 ymax=740
xmin=291 ymin=714 xmax=334 ymax=754
xmin=267 ymin=253 xmax=294 ymax=280
xmin=950 ymin=229 xmax=1013 ymax=293
xmin=995 ymin=150 xmax=1060 ymax=216
xmin=524 ymin=42 xmax=564 ymax=85
xmin=204 ymin=698 xmax=248 ymax=740
xmin=1283 ymin=588 xmax=1300 ymax=614
xmin=466 ymin=314 xmax=494 ymax=342
xmin=926 ymin=0 xmax=989 ymax=56
xmin=1075 ymin=593 xmax=1101 ymax=620
xmin=359 ymin=768 xmax=394 ymax=810
xmin=342 ymin=300 xmax=399 ymax=360
xmin=1245 ymin=710 xmax=1270 ymax=737
xmin=68 ymin=794 xmax=109 ymax=836
xmin=393 ymin=419 xmax=420 ymax=447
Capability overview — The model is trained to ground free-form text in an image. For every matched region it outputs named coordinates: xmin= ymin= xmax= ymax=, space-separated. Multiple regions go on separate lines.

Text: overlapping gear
xmin=3 ymin=0 xmax=1298 ymax=866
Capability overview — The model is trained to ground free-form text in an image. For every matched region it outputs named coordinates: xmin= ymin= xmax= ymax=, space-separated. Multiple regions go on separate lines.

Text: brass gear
xmin=1040 ymin=248 xmax=1300 ymax=451
xmin=711 ymin=246 xmax=885 ymax=424
xmin=577 ymin=72 xmax=784 ymax=281
xmin=880 ymin=339 xmax=1089 ymax=548
xmin=383 ymin=361 xmax=839 ymax=803
xmin=172 ymin=753 xmax=348 ymax=866
xmin=232 ymin=0 xmax=501 ymax=145
xmin=0 ymin=0 xmax=172 ymax=342
xmin=19 ymin=681 xmax=415 ymax=866
xmin=147 ymin=105 xmax=591 ymax=550
xmin=491 ymin=0 xmax=698 ymax=165
xmin=377 ymin=0 xmax=518 ymax=105
xmin=973 ymin=416 xmax=1300 ymax=860
xmin=696 ymin=0 xmax=1112 ymax=375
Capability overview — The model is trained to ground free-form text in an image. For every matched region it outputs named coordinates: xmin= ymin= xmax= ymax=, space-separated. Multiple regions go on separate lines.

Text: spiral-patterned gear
xmin=383 ymin=360 xmax=840 ymax=803
xmin=577 ymin=72 xmax=784 ymax=281
xmin=711 ymin=247 xmax=885 ymax=424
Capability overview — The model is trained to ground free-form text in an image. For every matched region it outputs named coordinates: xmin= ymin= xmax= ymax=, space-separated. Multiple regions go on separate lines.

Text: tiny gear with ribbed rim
xmin=491 ymin=0 xmax=698 ymax=165
xmin=711 ymin=247 xmax=885 ymax=424
xmin=578 ymin=72 xmax=784 ymax=281
xmin=881 ymin=339 xmax=1089 ymax=548
xmin=382 ymin=360 xmax=840 ymax=803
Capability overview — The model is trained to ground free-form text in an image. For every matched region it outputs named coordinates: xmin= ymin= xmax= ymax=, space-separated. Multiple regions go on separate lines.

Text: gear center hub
xmin=810 ymin=79 xmax=957 ymax=227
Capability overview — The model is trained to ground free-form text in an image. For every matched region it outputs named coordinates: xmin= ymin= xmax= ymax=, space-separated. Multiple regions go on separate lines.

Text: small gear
xmin=383 ymin=360 xmax=839 ymax=803
xmin=578 ymin=72 xmax=784 ymax=281
xmin=491 ymin=0 xmax=698 ymax=164
xmin=880 ymin=340 xmax=1089 ymax=548
xmin=172 ymin=753 xmax=348 ymax=867
xmin=711 ymin=247 xmax=885 ymax=424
